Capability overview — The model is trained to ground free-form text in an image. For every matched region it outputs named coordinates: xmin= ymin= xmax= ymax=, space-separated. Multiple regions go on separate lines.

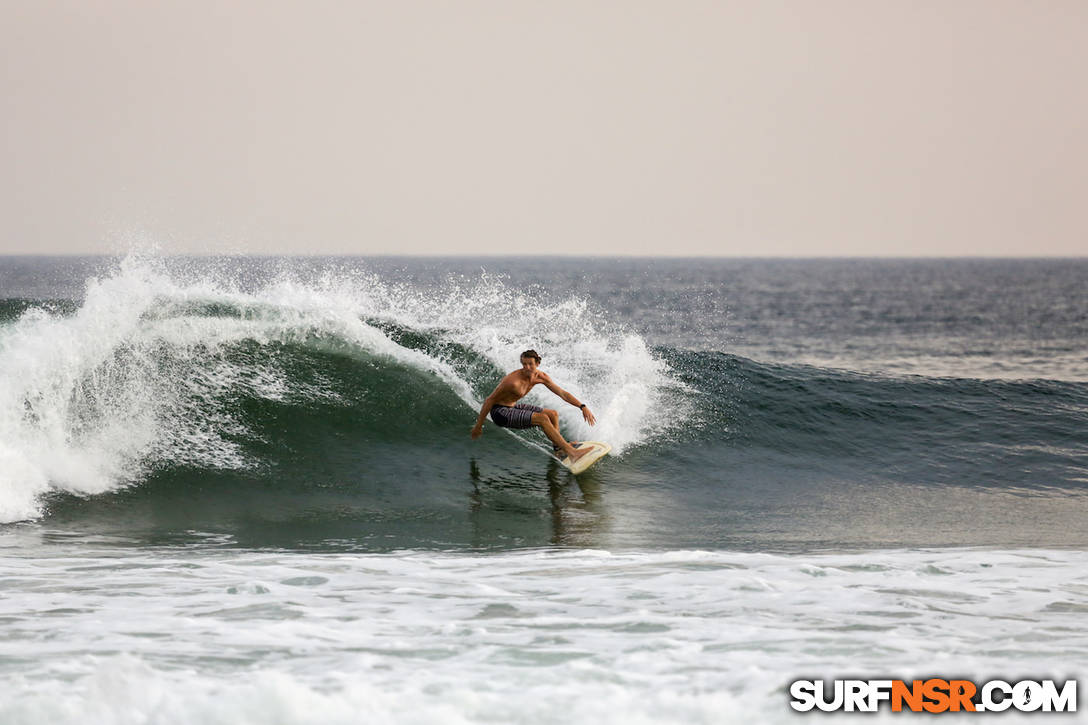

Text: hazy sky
xmin=2 ymin=1 xmax=1085 ymax=256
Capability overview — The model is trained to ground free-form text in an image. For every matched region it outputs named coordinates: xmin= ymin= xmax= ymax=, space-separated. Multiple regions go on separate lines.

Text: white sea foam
xmin=0 ymin=256 xmax=678 ymax=522
xmin=0 ymin=543 xmax=1083 ymax=724
xmin=355 ymin=271 xmax=683 ymax=451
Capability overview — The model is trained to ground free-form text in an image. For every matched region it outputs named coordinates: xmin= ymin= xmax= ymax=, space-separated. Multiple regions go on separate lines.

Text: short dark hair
xmin=520 ymin=349 xmax=541 ymax=363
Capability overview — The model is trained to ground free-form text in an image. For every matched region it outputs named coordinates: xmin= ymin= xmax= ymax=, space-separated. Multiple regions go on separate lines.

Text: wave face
xmin=1 ymin=256 xmax=1086 ymax=549
xmin=670 ymin=349 xmax=1088 ymax=487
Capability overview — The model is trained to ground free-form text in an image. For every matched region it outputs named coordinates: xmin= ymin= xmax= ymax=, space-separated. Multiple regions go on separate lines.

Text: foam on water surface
xmin=0 ymin=542 xmax=1083 ymax=724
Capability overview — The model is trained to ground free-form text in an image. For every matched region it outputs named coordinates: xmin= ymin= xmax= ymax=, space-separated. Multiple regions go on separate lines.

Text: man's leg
xmin=531 ymin=412 xmax=588 ymax=461
xmin=542 ymin=409 xmax=575 ymax=453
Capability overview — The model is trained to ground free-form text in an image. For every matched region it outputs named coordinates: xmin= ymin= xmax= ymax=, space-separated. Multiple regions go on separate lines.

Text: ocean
xmin=1 ymin=255 xmax=1086 ymax=723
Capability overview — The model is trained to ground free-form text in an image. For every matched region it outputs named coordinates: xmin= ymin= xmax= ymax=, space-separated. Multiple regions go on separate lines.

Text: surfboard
xmin=559 ymin=441 xmax=611 ymax=474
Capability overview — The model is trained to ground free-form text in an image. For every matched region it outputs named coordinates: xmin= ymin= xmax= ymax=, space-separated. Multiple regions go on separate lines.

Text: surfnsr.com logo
xmin=789 ymin=679 xmax=1077 ymax=713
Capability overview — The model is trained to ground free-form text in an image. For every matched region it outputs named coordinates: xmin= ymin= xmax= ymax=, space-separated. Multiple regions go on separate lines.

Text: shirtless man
xmin=470 ymin=349 xmax=596 ymax=462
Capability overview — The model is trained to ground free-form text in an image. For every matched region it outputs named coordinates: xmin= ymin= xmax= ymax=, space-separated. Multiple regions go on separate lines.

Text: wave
xmin=2 ymin=256 xmax=1086 ymax=526
xmin=667 ymin=349 xmax=1088 ymax=491
xmin=0 ymin=257 xmax=675 ymax=523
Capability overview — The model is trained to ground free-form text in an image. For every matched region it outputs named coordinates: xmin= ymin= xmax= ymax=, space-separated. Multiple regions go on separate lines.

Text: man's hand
xmin=471 ymin=424 xmax=483 ymax=439
xmin=582 ymin=407 xmax=596 ymax=426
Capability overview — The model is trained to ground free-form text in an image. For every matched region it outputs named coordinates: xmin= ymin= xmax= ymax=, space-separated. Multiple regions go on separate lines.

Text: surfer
xmin=471 ymin=349 xmax=596 ymax=463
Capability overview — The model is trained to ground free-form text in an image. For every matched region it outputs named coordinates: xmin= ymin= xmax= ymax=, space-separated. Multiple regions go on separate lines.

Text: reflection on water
xmin=469 ymin=457 xmax=609 ymax=548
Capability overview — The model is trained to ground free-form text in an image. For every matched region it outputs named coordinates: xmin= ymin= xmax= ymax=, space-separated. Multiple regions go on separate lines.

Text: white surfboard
xmin=559 ymin=441 xmax=611 ymax=474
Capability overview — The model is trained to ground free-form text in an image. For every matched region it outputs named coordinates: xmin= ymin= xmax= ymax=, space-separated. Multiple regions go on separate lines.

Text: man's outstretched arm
xmin=541 ymin=374 xmax=596 ymax=425
xmin=471 ymin=394 xmax=497 ymax=438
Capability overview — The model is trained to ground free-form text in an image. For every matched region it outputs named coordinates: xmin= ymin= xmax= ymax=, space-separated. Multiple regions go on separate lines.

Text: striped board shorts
xmin=489 ymin=403 xmax=543 ymax=430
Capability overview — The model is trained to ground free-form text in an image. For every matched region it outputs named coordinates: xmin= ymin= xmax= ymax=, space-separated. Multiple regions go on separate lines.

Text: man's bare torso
xmin=490 ymin=369 xmax=546 ymax=407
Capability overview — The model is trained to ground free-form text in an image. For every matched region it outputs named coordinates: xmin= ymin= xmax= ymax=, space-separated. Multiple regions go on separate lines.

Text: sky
xmin=1 ymin=1 xmax=1085 ymax=257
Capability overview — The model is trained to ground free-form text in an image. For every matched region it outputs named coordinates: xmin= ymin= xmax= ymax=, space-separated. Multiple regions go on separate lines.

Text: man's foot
xmin=566 ymin=444 xmax=590 ymax=462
